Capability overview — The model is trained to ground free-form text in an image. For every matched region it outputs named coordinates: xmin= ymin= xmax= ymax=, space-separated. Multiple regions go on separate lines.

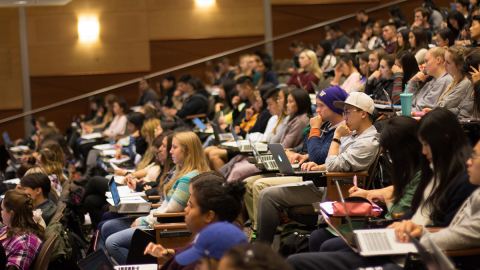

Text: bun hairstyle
xmin=222 ymin=243 xmax=292 ymax=270
xmin=3 ymin=189 xmax=45 ymax=240
xmin=16 ymin=158 xmax=38 ymax=179
xmin=190 ymin=171 xmax=246 ymax=225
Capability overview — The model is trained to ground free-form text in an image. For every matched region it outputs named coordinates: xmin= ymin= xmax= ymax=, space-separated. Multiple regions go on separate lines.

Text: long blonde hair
xmin=137 ymin=118 xmax=161 ymax=170
xmin=439 ymin=45 xmax=466 ymax=101
xmin=164 ymin=131 xmax=210 ymax=194
xmin=38 ymin=149 xmax=66 ymax=184
xmin=299 ymin=50 xmax=323 ymax=79
xmin=234 ymin=54 xmax=253 ymax=80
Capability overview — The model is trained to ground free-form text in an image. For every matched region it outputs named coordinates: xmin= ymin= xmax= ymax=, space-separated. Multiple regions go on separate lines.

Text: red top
xmin=287 ymin=70 xmax=320 ymax=93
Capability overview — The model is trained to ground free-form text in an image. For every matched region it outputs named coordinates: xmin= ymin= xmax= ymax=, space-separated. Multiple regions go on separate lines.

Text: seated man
xmin=19 ymin=172 xmax=58 ymax=225
xmin=244 ymin=86 xmax=348 ymax=235
xmin=137 ymin=78 xmax=158 ymax=106
xmin=256 ymin=92 xmax=380 ymax=244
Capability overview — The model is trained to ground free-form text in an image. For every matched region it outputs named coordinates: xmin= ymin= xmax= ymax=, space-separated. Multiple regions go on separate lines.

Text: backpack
xmin=278 ymin=231 xmax=310 ymax=258
xmin=46 ymin=222 xmax=83 ymax=270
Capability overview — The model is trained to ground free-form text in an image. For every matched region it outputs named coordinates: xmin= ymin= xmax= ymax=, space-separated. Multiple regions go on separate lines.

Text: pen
xmin=353 ymin=175 xmax=358 ymax=191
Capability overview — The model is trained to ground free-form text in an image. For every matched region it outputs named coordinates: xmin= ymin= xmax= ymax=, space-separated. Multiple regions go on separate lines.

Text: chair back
xmin=366 ymin=147 xmax=382 ymax=190
xmin=33 ymin=234 xmax=58 ymax=270
xmin=48 ymin=203 xmax=66 ymax=226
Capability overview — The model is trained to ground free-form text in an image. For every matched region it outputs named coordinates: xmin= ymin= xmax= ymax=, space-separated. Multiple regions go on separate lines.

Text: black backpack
xmin=278 ymin=231 xmax=310 ymax=258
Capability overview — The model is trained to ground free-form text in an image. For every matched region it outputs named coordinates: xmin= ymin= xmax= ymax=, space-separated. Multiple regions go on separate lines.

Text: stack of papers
xmin=93 ymin=144 xmax=115 ymax=150
xmin=81 ymin=133 xmax=104 ymax=139
xmin=4 ymin=178 xmax=20 ymax=185
xmin=107 ymin=196 xmax=147 ymax=206
xmin=102 ymin=150 xmax=117 ymax=156
xmin=10 ymin=146 xmax=29 ymax=152
xmin=106 ymin=185 xmax=145 ymax=198
xmin=105 ymin=175 xmax=125 ymax=184
xmin=108 ymin=157 xmax=130 ymax=164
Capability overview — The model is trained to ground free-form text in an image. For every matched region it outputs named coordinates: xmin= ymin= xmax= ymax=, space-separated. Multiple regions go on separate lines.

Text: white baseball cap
xmin=333 ymin=92 xmax=375 ymax=115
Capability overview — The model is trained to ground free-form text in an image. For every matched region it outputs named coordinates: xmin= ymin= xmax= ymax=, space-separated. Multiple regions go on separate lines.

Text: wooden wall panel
xmin=272 ymin=0 xmax=378 ymax=4
xmin=146 ymin=0 xmax=264 ymax=40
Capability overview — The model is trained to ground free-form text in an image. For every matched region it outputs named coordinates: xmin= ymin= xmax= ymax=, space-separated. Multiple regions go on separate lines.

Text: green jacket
xmin=386 ymin=171 xmax=421 ymax=220
xmin=46 ymin=222 xmax=72 ymax=261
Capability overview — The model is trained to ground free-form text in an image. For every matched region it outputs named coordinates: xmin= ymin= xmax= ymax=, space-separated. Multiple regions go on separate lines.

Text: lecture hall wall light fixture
xmin=78 ymin=17 xmax=99 ymax=42
xmin=195 ymin=0 xmax=215 ymax=7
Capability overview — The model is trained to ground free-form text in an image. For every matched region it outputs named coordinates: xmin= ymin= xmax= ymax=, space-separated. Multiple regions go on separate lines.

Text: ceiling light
xmin=78 ymin=17 xmax=99 ymax=42
xmin=15 ymin=1 xmax=28 ymax=4
xmin=195 ymin=0 xmax=215 ymax=7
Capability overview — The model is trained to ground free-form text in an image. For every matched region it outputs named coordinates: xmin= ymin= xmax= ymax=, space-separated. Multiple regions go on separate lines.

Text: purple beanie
xmin=316 ymin=86 xmax=348 ymax=115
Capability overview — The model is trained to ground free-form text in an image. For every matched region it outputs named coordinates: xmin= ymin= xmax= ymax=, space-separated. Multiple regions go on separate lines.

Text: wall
xmin=1 ymin=0 xmax=452 ymax=139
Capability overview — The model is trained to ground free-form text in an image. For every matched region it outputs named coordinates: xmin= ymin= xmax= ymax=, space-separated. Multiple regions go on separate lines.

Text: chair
xmin=286 ymin=148 xmax=382 ymax=226
xmin=32 ymin=233 xmax=58 ymax=270
xmin=153 ymin=222 xmax=192 ymax=265
xmin=48 ymin=203 xmax=66 ymax=226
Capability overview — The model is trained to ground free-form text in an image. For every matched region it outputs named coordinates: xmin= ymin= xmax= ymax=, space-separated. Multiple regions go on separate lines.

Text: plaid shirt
xmin=0 ymin=226 xmax=43 ymax=270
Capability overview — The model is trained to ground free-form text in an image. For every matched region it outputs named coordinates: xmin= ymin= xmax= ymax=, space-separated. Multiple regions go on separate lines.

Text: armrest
xmin=153 ymin=212 xmax=186 ymax=218
xmin=325 ymin=171 xmax=368 ymax=177
xmin=392 ymin=212 xmax=403 ymax=220
xmin=148 ymin=196 xmax=161 ymax=201
xmin=444 ymin=247 xmax=480 ymax=257
xmin=152 ymin=204 xmax=161 ymax=208
xmin=154 ymin=222 xmax=188 ymax=231
xmin=426 ymin=227 xmax=445 ymax=233
xmin=185 ymin=114 xmax=206 ymax=120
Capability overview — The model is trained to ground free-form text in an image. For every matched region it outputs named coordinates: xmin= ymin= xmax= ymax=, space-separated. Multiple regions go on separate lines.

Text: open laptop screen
xmin=193 ymin=118 xmax=206 ymax=132
xmin=77 ymin=249 xmax=115 ymax=270
xmin=108 ymin=179 xmax=121 ymax=206
xmin=2 ymin=132 xmax=10 ymax=144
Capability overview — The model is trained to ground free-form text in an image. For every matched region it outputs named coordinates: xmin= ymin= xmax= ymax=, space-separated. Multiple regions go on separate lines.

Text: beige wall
xmin=271 ymin=0 xmax=378 ymax=4
xmin=0 ymin=8 xmax=22 ymax=110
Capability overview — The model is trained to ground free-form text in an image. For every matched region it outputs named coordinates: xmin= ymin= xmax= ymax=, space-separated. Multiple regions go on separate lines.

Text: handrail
xmin=0 ymin=0 xmax=406 ymax=124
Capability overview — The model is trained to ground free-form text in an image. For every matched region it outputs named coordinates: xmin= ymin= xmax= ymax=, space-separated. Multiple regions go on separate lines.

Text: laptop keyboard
xmin=122 ymin=204 xmax=139 ymax=212
xmin=264 ymin=160 xmax=278 ymax=170
xmin=260 ymin=155 xmax=274 ymax=162
xmin=361 ymin=231 xmax=393 ymax=252
xmin=219 ymin=134 xmax=233 ymax=141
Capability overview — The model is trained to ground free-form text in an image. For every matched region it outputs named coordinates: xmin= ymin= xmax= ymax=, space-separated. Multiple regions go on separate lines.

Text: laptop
xmin=5 ymin=145 xmax=21 ymax=164
xmin=192 ymin=118 xmax=207 ymax=132
xmin=78 ymin=248 xmax=157 ymax=270
xmin=108 ymin=178 xmax=151 ymax=214
xmin=382 ymin=89 xmax=398 ymax=117
xmin=268 ymin=143 xmax=316 ymax=174
xmin=2 ymin=132 xmax=11 ymax=145
xmin=231 ymin=128 xmax=268 ymax=152
xmin=248 ymin=139 xmax=277 ymax=171
xmin=407 ymin=232 xmax=455 ymax=270
xmin=326 ymin=180 xmax=418 ymax=256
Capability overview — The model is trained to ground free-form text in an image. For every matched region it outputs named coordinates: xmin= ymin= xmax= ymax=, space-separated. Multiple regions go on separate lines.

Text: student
xmin=328 ymin=24 xmax=349 ymax=53
xmin=462 ymin=53 xmax=480 ymax=118
xmin=457 ymin=0 xmax=470 ymax=18
xmin=137 ymin=78 xmax=158 ymax=106
xmin=435 ymin=28 xmax=456 ymax=47
xmin=101 ymin=100 xmax=127 ymax=137
xmin=382 ymin=23 xmax=398 ymax=54
xmin=370 ymin=21 xmax=387 ymax=50
xmin=393 ymin=29 xmax=410 ymax=55
xmin=389 ymin=5 xmax=409 ymax=26
xmin=171 ymin=222 xmax=247 ymax=270
xmin=1 ymin=189 xmax=45 ymax=270
xmin=276 ymin=89 xmax=311 ymax=148
xmin=412 ymin=7 xmax=433 ymax=43
xmin=316 ymin=40 xmax=336 ymax=71
xmin=170 ymin=74 xmax=192 ymax=110
xmin=349 ymin=52 xmax=369 ymax=93
xmin=308 ymin=116 xmax=422 ymax=252
xmin=407 ymin=47 xmax=453 ymax=112
xmin=469 ymin=15 xmax=480 ymax=47
xmin=256 ymin=93 xmax=379 ymax=244
xmin=143 ymin=171 xmax=246 ymax=270
xmin=104 ymin=131 xmax=210 ymax=264
xmin=287 ymin=108 xmax=478 ymax=270
xmin=113 ymin=112 xmax=146 ymax=162
xmin=256 ymin=56 xmax=277 ymax=86
xmin=330 ymin=54 xmax=362 ymax=93
xmin=364 ymin=54 xmax=395 ymax=103
xmin=234 ymin=54 xmax=252 ymax=80
xmin=289 ymin=41 xmax=304 ymax=69
xmin=409 ymin=27 xmax=429 ymax=65
xmin=367 ymin=48 xmax=387 ymax=75
xmin=160 ymin=73 xmax=176 ymax=108
xmin=214 ymin=79 xmax=238 ymax=120
xmin=243 ymin=86 xmax=348 ymax=235
xmin=345 ymin=28 xmax=364 ymax=50
xmin=218 ymin=243 xmax=292 ymax=270
xmin=356 ymin=9 xmax=375 ymax=31
xmin=425 ymin=2 xmax=443 ymax=33
xmin=164 ymin=77 xmax=210 ymax=120
xmin=423 ymin=45 xmax=473 ymax=118
xmin=361 ymin=23 xmax=375 ymax=50
xmin=19 ymin=172 xmax=58 ymax=225
xmin=391 ymin=51 xmax=420 ymax=105
xmin=286 ymin=50 xmax=322 ymax=93
xmin=36 ymin=148 xmax=66 ymax=196
xmin=235 ymin=85 xmax=272 ymax=138
xmin=444 ymin=10 xmax=467 ymax=41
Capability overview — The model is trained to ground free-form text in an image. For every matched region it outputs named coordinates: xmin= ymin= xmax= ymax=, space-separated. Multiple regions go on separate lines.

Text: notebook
xmin=108 ymin=178 xmax=151 ymax=214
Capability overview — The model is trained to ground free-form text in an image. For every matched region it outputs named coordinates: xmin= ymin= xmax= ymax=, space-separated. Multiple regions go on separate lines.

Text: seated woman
xmin=235 ymin=84 xmax=272 ymax=139
xmin=393 ymin=29 xmax=410 ymax=56
xmin=423 ymin=45 xmax=473 ymax=117
xmin=214 ymin=79 xmax=238 ymax=120
xmin=36 ymin=148 xmax=66 ymax=196
xmin=19 ymin=172 xmax=58 ymax=226
xmin=287 ymin=49 xmax=323 ymax=93
xmin=256 ymin=55 xmax=277 ymax=86
xmin=435 ymin=28 xmax=455 ymax=47
xmin=81 ymin=132 xmax=172 ymax=229
xmin=367 ymin=48 xmax=386 ymax=77
xmin=113 ymin=112 xmax=147 ymax=162
xmin=306 ymin=116 xmax=422 ymax=252
xmin=316 ymin=40 xmax=336 ymax=71
xmin=349 ymin=52 xmax=369 ymax=93
xmin=407 ymin=47 xmax=453 ymax=112
xmin=104 ymin=131 xmax=210 ymax=264
xmin=163 ymin=77 xmax=210 ymax=121
xmin=330 ymin=54 xmax=361 ymax=93
xmin=364 ymin=54 xmax=395 ymax=103
xmin=1 ymin=189 xmax=45 ymax=270
xmin=287 ymin=108 xmax=478 ymax=270
xmin=391 ymin=51 xmax=420 ymax=105
xmin=408 ymin=27 xmax=429 ymax=65
xmin=142 ymin=171 xmax=246 ymax=270
xmin=345 ymin=28 xmax=364 ymax=50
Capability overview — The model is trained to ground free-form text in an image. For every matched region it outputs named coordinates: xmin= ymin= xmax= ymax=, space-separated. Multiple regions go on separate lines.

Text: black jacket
xmin=238 ymin=109 xmax=271 ymax=137
xmin=176 ymin=90 xmax=210 ymax=119
xmin=137 ymin=88 xmax=158 ymax=106
xmin=364 ymin=75 xmax=395 ymax=102
xmin=163 ymin=86 xmax=176 ymax=108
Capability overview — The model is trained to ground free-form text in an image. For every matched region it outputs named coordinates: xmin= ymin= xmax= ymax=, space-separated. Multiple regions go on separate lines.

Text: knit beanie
xmin=316 ymin=85 xmax=348 ymax=115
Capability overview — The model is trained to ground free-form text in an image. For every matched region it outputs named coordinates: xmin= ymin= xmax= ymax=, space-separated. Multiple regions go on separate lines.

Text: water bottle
xmin=109 ymin=131 xmax=115 ymax=146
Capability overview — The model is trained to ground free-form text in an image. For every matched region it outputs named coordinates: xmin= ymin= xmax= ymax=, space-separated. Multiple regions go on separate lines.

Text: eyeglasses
xmin=342 ymin=109 xmax=362 ymax=117
xmin=471 ymin=153 xmax=480 ymax=160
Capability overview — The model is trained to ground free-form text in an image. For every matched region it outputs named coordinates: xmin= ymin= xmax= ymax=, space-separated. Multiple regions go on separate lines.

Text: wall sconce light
xmin=195 ymin=0 xmax=215 ymax=7
xmin=78 ymin=17 xmax=99 ymax=42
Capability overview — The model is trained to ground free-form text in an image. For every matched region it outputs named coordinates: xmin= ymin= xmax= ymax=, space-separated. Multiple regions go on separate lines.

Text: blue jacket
xmin=306 ymin=123 xmax=337 ymax=165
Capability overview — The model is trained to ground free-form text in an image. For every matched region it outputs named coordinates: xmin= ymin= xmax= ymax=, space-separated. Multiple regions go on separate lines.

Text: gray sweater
xmin=407 ymin=73 xmax=453 ymax=112
xmin=421 ymin=187 xmax=480 ymax=251
xmin=449 ymin=82 xmax=474 ymax=119
xmin=280 ymin=114 xmax=310 ymax=149
xmin=434 ymin=77 xmax=472 ymax=112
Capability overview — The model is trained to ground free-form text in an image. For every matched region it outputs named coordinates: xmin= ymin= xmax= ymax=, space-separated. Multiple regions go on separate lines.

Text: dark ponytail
xmin=190 ymin=171 xmax=246 ymax=225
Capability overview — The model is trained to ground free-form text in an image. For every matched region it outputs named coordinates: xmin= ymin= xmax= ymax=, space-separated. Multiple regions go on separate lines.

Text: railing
xmin=0 ymin=0 xmax=406 ymax=124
